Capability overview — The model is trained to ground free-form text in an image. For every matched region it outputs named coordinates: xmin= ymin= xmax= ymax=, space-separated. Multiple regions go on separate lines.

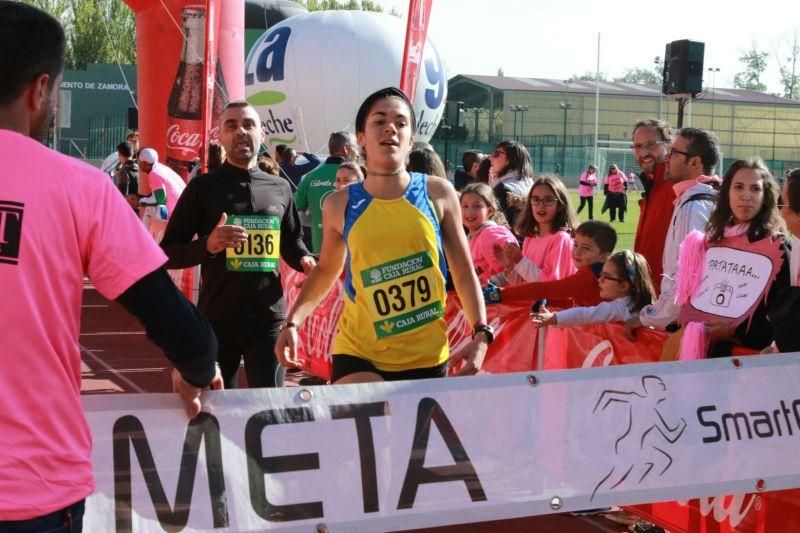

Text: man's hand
xmin=171 ymin=365 xmax=223 ymax=419
xmin=275 ymin=325 xmax=304 ymax=369
xmin=300 ymin=255 xmax=316 ymax=274
xmin=623 ymin=316 xmax=641 ymax=341
xmin=448 ymin=335 xmax=488 ymax=376
xmin=206 ymin=212 xmax=248 ymax=254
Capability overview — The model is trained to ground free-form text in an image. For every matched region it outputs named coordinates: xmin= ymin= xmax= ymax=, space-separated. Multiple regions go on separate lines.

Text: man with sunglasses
xmin=630 ymin=119 xmax=676 ymax=294
xmin=624 ymin=128 xmax=720 ymax=339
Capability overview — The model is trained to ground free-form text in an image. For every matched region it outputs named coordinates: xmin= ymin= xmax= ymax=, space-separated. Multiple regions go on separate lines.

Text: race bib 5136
xmin=226 ymin=215 xmax=281 ymax=272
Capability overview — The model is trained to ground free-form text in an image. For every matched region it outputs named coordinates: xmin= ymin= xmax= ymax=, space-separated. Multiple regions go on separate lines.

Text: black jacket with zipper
xmin=161 ymin=162 xmax=310 ymax=321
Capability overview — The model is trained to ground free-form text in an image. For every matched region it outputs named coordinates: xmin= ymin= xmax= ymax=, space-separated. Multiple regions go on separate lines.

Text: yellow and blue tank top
xmin=331 ymin=172 xmax=448 ymax=371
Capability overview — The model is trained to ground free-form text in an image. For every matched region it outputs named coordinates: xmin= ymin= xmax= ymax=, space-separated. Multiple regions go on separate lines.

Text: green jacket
xmin=294 ymin=156 xmax=345 ymax=253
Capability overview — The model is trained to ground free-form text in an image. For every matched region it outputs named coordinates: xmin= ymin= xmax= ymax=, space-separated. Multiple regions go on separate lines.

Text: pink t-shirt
xmin=148 ymin=162 xmax=186 ymax=216
xmin=604 ymin=172 xmax=627 ymax=193
xmin=520 ymin=230 xmax=577 ymax=281
xmin=469 ymin=222 xmax=518 ymax=285
xmin=578 ymin=171 xmax=598 ymax=197
xmin=0 ymin=130 xmax=167 ymax=520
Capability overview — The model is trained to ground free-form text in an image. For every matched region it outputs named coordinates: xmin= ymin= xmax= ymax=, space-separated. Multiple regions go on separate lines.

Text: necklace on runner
xmin=368 ymin=168 xmax=406 ymax=177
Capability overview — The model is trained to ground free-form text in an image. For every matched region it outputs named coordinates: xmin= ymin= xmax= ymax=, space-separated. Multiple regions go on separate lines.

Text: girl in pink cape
xmin=674 ymin=158 xmax=790 ymax=359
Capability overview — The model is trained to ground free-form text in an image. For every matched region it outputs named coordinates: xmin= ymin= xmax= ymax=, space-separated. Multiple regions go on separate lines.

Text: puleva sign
xmin=244 ymin=11 xmax=447 ymax=153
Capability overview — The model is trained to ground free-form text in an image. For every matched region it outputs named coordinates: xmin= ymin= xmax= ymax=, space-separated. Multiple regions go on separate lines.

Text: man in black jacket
xmin=162 ymin=101 xmax=316 ymax=389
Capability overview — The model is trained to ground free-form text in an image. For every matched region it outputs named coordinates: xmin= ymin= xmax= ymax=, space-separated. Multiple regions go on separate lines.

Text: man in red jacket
xmin=631 ymin=119 xmax=676 ymax=295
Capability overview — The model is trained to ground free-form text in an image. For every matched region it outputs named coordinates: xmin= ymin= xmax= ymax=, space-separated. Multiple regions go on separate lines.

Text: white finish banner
xmin=84 ymin=353 xmax=800 ymax=532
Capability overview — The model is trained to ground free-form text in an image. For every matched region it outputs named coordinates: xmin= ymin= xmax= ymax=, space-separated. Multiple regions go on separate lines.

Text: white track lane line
xmin=79 ymin=343 xmax=145 ymax=393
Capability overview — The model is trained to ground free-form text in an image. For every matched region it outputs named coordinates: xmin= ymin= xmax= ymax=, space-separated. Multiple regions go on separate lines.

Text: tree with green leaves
xmin=613 ymin=67 xmax=659 ymax=84
xmin=296 ymin=0 xmax=399 ymax=15
xmin=776 ymin=29 xmax=800 ymax=100
xmin=733 ymin=43 xmax=768 ymax=92
xmin=570 ymin=71 xmax=608 ymax=82
xmin=21 ymin=0 xmax=136 ymax=69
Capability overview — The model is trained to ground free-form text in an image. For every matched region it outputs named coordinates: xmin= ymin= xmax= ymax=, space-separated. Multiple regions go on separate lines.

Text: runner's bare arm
xmin=428 ymin=176 xmax=488 ymax=375
xmin=275 ymin=190 xmax=348 ymax=367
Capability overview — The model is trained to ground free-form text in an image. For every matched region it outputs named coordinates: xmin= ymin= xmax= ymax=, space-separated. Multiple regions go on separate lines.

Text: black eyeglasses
xmin=530 ymin=196 xmax=558 ymax=207
xmin=667 ymin=147 xmax=696 ymax=159
xmin=491 ymin=149 xmax=506 ymax=157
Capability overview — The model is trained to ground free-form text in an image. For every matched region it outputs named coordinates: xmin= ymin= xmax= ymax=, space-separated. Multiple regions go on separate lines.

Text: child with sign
xmin=673 ymin=158 xmax=790 ymax=359
xmin=491 ymin=175 xmax=578 ymax=286
xmin=529 ymin=250 xmax=656 ymax=329
xmin=460 ymin=182 xmax=518 ymax=285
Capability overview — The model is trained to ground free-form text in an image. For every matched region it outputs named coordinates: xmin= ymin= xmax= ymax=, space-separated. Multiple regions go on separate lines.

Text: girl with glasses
xmin=530 ymin=250 xmax=656 ymax=328
xmin=491 ymin=175 xmax=577 ymax=286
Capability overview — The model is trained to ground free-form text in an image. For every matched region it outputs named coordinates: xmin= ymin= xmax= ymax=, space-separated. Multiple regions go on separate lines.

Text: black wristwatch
xmin=472 ymin=323 xmax=495 ymax=344
xmin=279 ymin=322 xmax=299 ymax=331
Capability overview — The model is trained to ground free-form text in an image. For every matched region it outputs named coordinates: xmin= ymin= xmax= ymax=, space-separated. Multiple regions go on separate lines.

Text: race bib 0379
xmin=360 ymin=251 xmax=443 ymax=339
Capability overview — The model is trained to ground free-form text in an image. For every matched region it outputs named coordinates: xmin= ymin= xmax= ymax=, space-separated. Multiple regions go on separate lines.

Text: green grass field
xmin=568 ymin=190 xmax=640 ymax=251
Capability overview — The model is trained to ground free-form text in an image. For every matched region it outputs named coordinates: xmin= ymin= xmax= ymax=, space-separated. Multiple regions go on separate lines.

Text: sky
xmin=376 ymin=0 xmax=798 ymax=94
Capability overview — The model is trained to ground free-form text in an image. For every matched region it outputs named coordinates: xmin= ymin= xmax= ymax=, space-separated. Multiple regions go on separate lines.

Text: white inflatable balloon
xmin=244 ymin=10 xmax=446 ymax=154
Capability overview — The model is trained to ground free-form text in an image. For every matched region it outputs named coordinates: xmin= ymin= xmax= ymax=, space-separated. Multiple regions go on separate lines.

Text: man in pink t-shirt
xmin=138 ymin=147 xmax=186 ymax=217
xmin=0 ymin=3 xmax=220 ymax=528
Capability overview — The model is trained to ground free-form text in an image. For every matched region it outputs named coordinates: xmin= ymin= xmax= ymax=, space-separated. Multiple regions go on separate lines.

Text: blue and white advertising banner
xmin=84 ymin=353 xmax=800 ymax=532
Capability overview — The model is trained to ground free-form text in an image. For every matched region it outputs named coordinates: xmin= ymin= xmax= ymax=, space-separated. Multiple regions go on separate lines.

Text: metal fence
xmin=88 ymin=114 xmax=128 ymax=160
xmin=430 ymin=138 xmax=605 ymax=184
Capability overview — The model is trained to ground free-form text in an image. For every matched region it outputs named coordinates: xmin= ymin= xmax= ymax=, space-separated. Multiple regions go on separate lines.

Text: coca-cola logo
xmin=166 ymin=124 xmax=201 ymax=155
xmin=676 ymin=494 xmax=759 ymax=527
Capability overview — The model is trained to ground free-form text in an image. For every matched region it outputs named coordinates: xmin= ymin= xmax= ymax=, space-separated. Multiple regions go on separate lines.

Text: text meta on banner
xmin=83 ymin=353 xmax=800 ymax=531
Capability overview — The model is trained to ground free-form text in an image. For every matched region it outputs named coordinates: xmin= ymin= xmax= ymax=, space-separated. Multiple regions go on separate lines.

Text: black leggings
xmin=211 ymin=318 xmax=286 ymax=389
xmin=577 ymin=196 xmax=594 ymax=219
xmin=331 ymin=354 xmax=447 ymax=382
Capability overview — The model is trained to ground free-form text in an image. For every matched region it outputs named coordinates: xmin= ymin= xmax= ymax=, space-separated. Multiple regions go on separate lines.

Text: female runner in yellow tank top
xmin=275 ymin=87 xmax=491 ymax=383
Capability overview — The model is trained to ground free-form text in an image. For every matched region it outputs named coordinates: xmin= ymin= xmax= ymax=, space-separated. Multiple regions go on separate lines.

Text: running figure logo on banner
xmin=591 ymin=375 xmax=687 ymax=501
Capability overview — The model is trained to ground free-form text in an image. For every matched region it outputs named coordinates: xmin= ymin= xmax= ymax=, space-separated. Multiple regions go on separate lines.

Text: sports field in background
xmin=568 ymin=190 xmax=641 ymax=251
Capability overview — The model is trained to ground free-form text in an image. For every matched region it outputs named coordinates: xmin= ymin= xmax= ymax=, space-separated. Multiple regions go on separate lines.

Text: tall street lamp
xmin=509 ymin=105 xmax=528 ymax=140
xmin=559 ymin=80 xmax=572 ymax=174
xmin=654 ymin=56 xmax=663 ymax=119
xmin=559 ymin=101 xmax=572 ymax=174
xmin=518 ymin=105 xmax=529 ymax=140
xmin=708 ymin=67 xmax=720 ymax=130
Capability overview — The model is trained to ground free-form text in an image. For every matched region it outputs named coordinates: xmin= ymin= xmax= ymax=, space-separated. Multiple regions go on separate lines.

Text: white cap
xmin=138 ymin=148 xmax=158 ymax=164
